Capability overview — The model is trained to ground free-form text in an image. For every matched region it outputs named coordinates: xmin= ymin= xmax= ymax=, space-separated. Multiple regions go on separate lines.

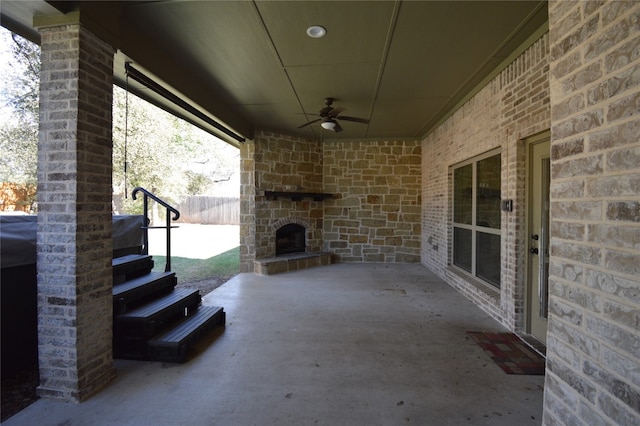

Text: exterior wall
xmin=323 ymin=140 xmax=421 ymax=262
xmin=421 ymin=34 xmax=551 ymax=327
xmin=544 ymin=1 xmax=640 ymax=425
xmin=36 ymin=23 xmax=116 ymax=401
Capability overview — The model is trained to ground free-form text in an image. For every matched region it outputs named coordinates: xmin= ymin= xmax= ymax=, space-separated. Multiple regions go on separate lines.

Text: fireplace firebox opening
xmin=276 ymin=224 xmax=306 ymax=256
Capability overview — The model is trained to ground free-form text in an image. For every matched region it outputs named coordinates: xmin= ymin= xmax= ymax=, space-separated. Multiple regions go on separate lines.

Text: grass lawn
xmin=152 ymin=246 xmax=240 ymax=283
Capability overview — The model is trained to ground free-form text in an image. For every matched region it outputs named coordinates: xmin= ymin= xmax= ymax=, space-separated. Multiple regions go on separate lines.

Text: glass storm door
xmin=528 ymin=138 xmax=550 ymax=345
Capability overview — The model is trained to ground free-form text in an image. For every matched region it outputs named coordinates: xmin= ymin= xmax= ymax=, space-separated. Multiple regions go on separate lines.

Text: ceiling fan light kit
xmin=298 ymin=98 xmax=369 ymax=133
xmin=321 ymin=120 xmax=336 ymax=130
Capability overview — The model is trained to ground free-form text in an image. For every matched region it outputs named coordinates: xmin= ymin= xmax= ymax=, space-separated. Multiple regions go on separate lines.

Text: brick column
xmin=544 ymin=1 xmax=640 ymax=425
xmin=36 ymin=22 xmax=116 ymax=402
xmin=239 ymin=139 xmax=257 ymax=272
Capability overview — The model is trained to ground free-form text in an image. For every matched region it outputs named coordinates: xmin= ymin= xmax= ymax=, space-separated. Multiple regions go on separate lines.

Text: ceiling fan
xmin=297 ymin=98 xmax=369 ymax=132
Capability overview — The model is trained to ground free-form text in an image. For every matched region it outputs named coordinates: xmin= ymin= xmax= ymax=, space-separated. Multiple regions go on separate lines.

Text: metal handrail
xmin=131 ymin=187 xmax=180 ymax=272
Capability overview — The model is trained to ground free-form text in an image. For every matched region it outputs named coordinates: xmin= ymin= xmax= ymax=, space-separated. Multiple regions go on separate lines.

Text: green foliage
xmin=0 ymin=28 xmax=239 ymax=213
xmin=112 ymin=86 xmax=239 ymax=214
xmin=0 ymin=31 xmax=39 ymax=185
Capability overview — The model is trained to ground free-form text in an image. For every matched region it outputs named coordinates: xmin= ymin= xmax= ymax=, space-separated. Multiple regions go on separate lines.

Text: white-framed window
xmin=452 ymin=149 xmax=502 ymax=288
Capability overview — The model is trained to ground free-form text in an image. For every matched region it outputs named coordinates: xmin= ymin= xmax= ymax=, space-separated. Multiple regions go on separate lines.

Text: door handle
xmin=530 ymin=247 xmax=539 ymax=254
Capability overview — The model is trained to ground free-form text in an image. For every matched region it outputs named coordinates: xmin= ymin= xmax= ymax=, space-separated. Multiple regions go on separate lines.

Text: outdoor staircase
xmin=112 ymin=254 xmax=225 ymax=363
xmin=111 ymin=188 xmax=225 ymax=363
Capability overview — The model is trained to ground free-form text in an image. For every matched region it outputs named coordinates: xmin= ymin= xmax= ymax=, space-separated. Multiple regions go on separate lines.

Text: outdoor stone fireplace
xmin=240 ymin=131 xmax=422 ymax=275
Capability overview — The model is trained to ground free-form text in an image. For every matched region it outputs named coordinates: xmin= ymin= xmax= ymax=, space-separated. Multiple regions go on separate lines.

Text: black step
xmin=114 ymin=288 xmax=202 ymax=359
xmin=148 ymin=306 xmax=225 ymax=363
xmin=112 ymin=254 xmax=154 ymax=285
xmin=113 ymin=271 xmax=176 ymax=315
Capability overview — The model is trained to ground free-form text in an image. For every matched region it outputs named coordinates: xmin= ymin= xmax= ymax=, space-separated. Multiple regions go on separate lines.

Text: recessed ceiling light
xmin=306 ymin=25 xmax=327 ymax=38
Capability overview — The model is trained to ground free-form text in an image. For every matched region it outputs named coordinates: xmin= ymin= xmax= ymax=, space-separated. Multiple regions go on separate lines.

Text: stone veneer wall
xmin=543 ymin=1 xmax=640 ymax=425
xmin=240 ymin=131 xmax=324 ymax=271
xmin=323 ymin=140 xmax=422 ymax=262
xmin=421 ymin=33 xmax=551 ymax=328
xmin=36 ymin=23 xmax=116 ymax=401
xmin=240 ymin=134 xmax=422 ymax=270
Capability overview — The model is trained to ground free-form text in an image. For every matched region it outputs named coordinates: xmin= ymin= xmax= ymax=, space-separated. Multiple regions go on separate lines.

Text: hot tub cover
xmin=1 ymin=215 xmax=144 ymax=268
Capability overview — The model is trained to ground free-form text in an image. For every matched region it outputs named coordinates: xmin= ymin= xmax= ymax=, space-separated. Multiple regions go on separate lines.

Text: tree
xmin=0 ymin=28 xmax=239 ymax=216
xmin=112 ymin=86 xmax=239 ymax=215
xmin=0 ymin=31 xmax=39 ymax=187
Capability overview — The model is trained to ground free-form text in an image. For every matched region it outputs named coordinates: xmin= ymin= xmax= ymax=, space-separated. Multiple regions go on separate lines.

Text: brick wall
xmin=36 ymin=23 xmax=116 ymax=402
xmin=323 ymin=140 xmax=421 ymax=262
xmin=421 ymin=34 xmax=551 ymax=327
xmin=544 ymin=1 xmax=640 ymax=424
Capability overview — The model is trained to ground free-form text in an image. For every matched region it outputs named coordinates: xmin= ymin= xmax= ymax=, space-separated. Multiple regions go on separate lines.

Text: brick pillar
xmin=544 ymin=1 xmax=640 ymax=425
xmin=239 ymin=139 xmax=256 ymax=272
xmin=36 ymin=22 xmax=116 ymax=402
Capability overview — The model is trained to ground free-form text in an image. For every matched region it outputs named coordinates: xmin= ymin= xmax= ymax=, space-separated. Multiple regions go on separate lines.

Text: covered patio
xmin=3 ymin=263 xmax=544 ymax=426
xmin=1 ymin=1 xmax=639 ymax=424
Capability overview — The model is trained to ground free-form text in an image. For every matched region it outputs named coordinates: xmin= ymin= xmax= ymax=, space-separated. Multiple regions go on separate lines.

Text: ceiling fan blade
xmin=327 ymin=107 xmax=345 ymax=117
xmin=337 ymin=115 xmax=369 ymax=124
xmin=297 ymin=118 xmax=322 ymax=128
xmin=334 ymin=121 xmax=343 ymax=133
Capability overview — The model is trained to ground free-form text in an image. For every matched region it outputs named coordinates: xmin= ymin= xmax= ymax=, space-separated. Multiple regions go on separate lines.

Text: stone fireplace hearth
xmin=252 ymin=215 xmax=333 ymax=275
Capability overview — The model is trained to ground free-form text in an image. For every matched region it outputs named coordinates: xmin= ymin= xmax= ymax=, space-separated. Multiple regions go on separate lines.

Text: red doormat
xmin=466 ymin=331 xmax=545 ymax=375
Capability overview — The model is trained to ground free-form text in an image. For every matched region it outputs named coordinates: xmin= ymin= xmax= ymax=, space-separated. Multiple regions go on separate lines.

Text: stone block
xmin=550 ymin=180 xmax=585 ymax=199
xmin=605 ymin=34 xmax=640 ymax=73
xmin=577 ymin=400 xmax=609 ymax=426
xmin=586 ymin=315 xmax=640 ymax=358
xmin=607 ymin=146 xmax=640 ymax=171
xmin=551 ymin=200 xmax=602 ymax=220
xmin=551 ymin=137 xmax=584 ymax=160
xmin=608 ymin=91 xmax=640 ymax=122
xmin=601 ymin=346 xmax=640 ymax=389
xmin=544 ymin=372 xmax=581 ymax=410
xmin=550 ymin=221 xmax=585 ymax=241
xmin=607 ymin=201 xmax=640 ymax=222
xmin=551 ymin=154 xmax=603 ymax=179
xmin=602 ymin=298 xmax=640 ymax=332
xmin=547 ymin=355 xmax=598 ymax=403
xmin=596 ymin=391 xmax=640 ymax=426
xmin=586 ymin=173 xmax=640 ymax=197
xmin=549 ymin=313 xmax=600 ymax=356
xmin=549 ymin=298 xmax=583 ymax=325
xmin=550 ymin=15 xmax=599 ymax=61
xmin=550 ymin=261 xmax=583 ymax=283
xmin=585 ymin=269 xmax=640 ymax=304
xmin=588 ymin=224 xmax=640 ymax=249
xmin=553 ymin=110 xmax=604 ymax=140
xmin=605 ymin=249 xmax=640 ymax=275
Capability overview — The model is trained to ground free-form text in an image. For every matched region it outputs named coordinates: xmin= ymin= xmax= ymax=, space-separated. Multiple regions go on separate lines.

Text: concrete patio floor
xmin=4 ymin=263 xmax=545 ymax=426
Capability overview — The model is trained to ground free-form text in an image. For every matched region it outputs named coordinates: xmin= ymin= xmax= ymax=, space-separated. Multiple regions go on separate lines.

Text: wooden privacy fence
xmin=0 ymin=182 xmax=37 ymax=213
xmin=177 ymin=196 xmax=239 ymax=224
